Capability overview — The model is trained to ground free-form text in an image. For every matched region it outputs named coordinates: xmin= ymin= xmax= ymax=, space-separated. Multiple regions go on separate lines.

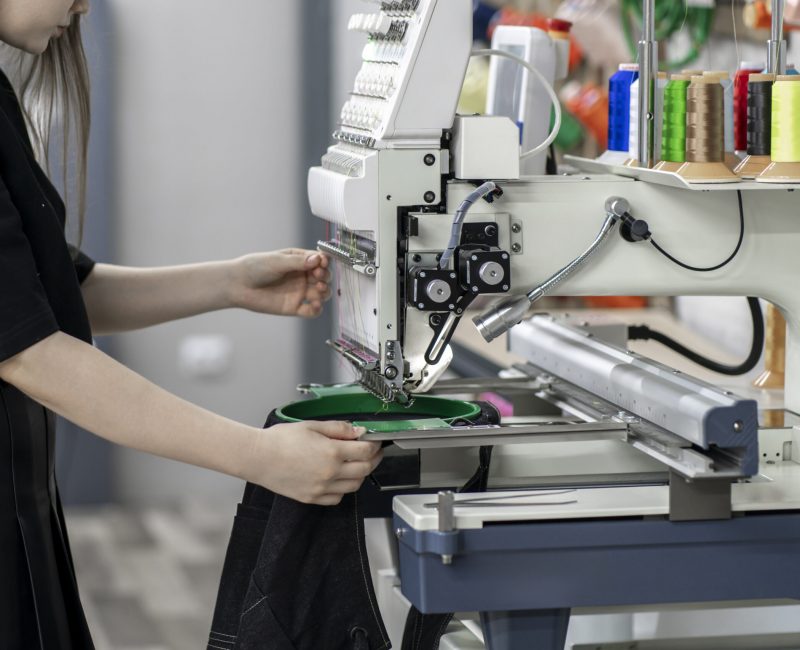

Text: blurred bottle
xmin=562 ymin=80 xmax=608 ymax=148
xmin=745 ymin=0 xmax=800 ymax=30
xmin=788 ymin=0 xmax=800 ymax=24
xmin=489 ymin=7 xmax=583 ymax=71
xmin=556 ymin=0 xmax=629 ymax=69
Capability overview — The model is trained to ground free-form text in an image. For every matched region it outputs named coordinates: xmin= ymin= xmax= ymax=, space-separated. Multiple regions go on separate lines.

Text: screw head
xmin=511 ymin=243 xmax=522 ymax=253
xmin=385 ymin=366 xmax=399 ymax=380
xmin=412 ymin=254 xmax=422 ymax=263
xmin=733 ymin=420 xmax=744 ymax=433
xmin=424 ymin=191 xmax=436 ymax=204
xmin=419 ymin=271 xmax=427 ymax=278
xmin=502 ymin=285 xmax=509 ymax=291
xmin=511 ymin=223 xmax=522 ymax=234
xmin=423 ymin=153 xmax=436 ymax=166
xmin=485 ymin=225 xmax=497 ymax=238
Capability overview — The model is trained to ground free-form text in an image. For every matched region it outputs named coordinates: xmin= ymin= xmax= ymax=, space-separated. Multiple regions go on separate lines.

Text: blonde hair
xmin=18 ymin=18 xmax=90 ymax=242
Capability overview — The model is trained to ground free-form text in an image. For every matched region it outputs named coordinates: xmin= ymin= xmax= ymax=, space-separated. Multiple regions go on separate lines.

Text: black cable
xmin=629 ymin=297 xmax=764 ymax=376
xmin=649 ymin=190 xmax=744 ymax=273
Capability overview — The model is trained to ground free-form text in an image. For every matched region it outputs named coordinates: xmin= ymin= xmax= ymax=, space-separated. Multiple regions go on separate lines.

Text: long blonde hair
xmin=18 ymin=18 xmax=90 ymax=241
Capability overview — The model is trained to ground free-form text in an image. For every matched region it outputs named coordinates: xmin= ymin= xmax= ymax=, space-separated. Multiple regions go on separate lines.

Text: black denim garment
xmin=209 ymin=404 xmax=498 ymax=650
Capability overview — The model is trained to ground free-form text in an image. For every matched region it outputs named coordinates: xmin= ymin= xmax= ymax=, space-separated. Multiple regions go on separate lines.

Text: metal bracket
xmin=669 ymin=471 xmax=732 ymax=521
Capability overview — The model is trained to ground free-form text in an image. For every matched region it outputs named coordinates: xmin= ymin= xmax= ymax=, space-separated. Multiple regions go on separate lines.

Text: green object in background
xmin=275 ymin=385 xmax=482 ymax=433
xmin=554 ymin=107 xmax=584 ymax=151
xmin=621 ymin=0 xmax=714 ymax=71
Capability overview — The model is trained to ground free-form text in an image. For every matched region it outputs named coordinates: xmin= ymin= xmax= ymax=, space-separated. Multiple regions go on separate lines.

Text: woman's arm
xmin=81 ymin=249 xmax=331 ymax=335
xmin=0 ymin=332 xmax=381 ymax=505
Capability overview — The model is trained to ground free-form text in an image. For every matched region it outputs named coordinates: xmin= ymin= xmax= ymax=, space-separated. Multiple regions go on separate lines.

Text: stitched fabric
xmin=209 ymin=403 xmax=499 ymax=650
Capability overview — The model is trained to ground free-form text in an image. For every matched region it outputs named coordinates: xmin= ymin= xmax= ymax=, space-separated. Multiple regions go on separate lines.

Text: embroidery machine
xmin=307 ymin=0 xmax=800 ymax=647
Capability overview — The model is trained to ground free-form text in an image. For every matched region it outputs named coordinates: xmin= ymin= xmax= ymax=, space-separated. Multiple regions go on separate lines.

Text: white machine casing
xmin=486 ymin=25 xmax=569 ymax=175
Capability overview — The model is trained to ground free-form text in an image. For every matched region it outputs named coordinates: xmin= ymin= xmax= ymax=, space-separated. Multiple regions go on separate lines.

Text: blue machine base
xmin=394 ymin=511 xmax=800 ymax=649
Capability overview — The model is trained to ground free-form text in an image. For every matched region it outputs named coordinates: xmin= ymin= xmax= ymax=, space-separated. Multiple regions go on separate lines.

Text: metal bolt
xmin=472 ymin=286 xmax=479 ymax=293
xmin=471 ymin=255 xmax=478 ymax=262
xmin=511 ymin=223 xmax=522 ymax=234
xmin=418 ymin=303 xmax=425 ymax=309
xmin=423 ymin=153 xmax=436 ymax=166
xmin=387 ymin=352 xmax=395 ymax=361
xmin=419 ymin=271 xmax=427 ymax=278
xmin=395 ymin=527 xmax=406 ymax=539
xmin=412 ymin=254 xmax=422 ymax=263
xmin=449 ymin=273 xmax=457 ymax=280
xmin=511 ymin=243 xmax=522 ymax=253
xmin=385 ymin=366 xmax=399 ymax=380
xmin=484 ymin=225 xmax=497 ymax=238
xmin=424 ymin=191 xmax=436 ymax=204
xmin=387 ymin=341 xmax=394 ymax=349
xmin=733 ymin=420 xmax=744 ymax=433
xmin=501 ymin=253 xmax=509 ymax=260
xmin=502 ymin=285 xmax=509 ymax=291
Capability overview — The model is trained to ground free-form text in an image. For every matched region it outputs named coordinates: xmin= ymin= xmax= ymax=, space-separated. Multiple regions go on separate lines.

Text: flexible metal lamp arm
xmin=472 ymin=199 xmax=626 ymax=343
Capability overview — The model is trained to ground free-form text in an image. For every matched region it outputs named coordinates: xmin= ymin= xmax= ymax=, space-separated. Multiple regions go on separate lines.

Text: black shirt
xmin=0 ymin=67 xmax=94 ymax=362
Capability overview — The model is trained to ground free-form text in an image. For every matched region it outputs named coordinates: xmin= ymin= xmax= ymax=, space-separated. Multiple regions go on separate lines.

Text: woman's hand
xmin=249 ymin=421 xmax=383 ymax=505
xmin=230 ymin=249 xmax=332 ymax=319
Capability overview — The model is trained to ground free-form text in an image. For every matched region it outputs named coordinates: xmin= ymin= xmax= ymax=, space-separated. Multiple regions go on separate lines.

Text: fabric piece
xmin=0 ymin=68 xmax=95 ymax=648
xmin=210 ymin=403 xmax=499 ymax=650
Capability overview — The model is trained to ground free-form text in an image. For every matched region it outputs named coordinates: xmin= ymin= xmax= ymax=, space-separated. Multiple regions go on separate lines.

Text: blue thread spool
xmin=608 ymin=63 xmax=639 ymax=152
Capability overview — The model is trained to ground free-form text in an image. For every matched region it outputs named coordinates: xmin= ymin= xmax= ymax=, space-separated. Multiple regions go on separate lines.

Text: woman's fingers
xmin=306 ymin=420 xmax=364 ymax=440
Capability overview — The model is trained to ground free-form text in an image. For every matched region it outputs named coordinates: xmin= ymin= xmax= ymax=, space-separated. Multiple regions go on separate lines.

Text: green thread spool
xmin=661 ymin=74 xmax=691 ymax=163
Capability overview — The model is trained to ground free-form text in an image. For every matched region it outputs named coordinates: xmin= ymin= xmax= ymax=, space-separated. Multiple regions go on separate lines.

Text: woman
xmin=0 ymin=0 xmax=383 ymax=647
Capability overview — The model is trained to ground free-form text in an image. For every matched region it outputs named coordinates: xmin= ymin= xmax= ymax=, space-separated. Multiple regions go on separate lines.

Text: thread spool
xmin=703 ymin=71 xmax=739 ymax=169
xmin=598 ymin=63 xmax=639 ymax=165
xmin=655 ymin=73 xmax=690 ymax=172
xmin=753 ymin=304 xmax=786 ymax=391
xmin=757 ymin=75 xmax=800 ymax=182
xmin=734 ymin=62 xmax=765 ymax=152
xmin=734 ymin=73 xmax=775 ymax=178
xmin=627 ymin=72 xmax=667 ymax=167
xmin=677 ymin=76 xmax=740 ymax=182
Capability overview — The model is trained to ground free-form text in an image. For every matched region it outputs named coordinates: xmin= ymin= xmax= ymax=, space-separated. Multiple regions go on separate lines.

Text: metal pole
xmin=637 ymin=0 xmax=658 ymax=168
xmin=768 ymin=0 xmax=787 ymax=75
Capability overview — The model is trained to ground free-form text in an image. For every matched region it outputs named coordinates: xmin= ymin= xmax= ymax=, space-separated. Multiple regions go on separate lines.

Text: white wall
xmin=107 ymin=0 xmax=303 ymax=504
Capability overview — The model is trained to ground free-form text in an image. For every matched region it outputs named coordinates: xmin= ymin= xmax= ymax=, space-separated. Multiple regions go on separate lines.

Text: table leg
xmin=480 ymin=609 xmax=571 ymax=649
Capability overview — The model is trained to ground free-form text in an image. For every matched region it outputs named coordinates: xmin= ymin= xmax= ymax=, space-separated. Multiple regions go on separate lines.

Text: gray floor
xmin=65 ymin=502 xmax=236 ymax=650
